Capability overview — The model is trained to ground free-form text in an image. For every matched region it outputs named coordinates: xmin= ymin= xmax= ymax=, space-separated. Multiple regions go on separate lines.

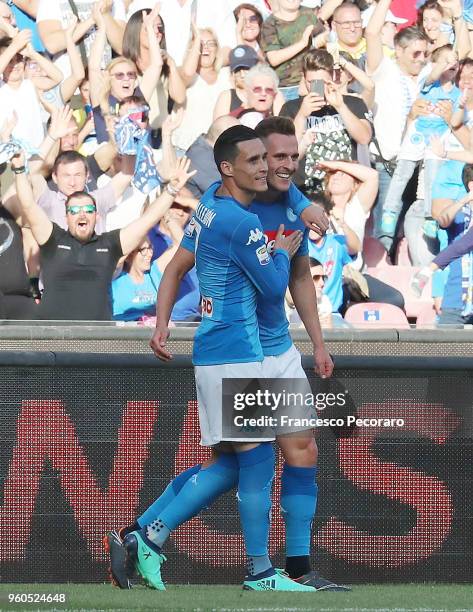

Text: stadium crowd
xmin=1 ymin=0 xmax=473 ymax=327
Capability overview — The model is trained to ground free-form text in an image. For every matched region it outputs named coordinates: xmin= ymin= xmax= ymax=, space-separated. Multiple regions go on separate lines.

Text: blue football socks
xmin=281 ymin=463 xmax=318 ymax=559
xmin=237 ymin=443 xmax=275 ymax=576
xmin=145 ymin=453 xmax=239 ymax=548
xmin=138 ymin=464 xmax=201 ymax=527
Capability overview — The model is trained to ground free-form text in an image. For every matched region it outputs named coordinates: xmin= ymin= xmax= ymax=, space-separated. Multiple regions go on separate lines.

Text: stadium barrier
xmin=0 ymin=325 xmax=472 ymax=584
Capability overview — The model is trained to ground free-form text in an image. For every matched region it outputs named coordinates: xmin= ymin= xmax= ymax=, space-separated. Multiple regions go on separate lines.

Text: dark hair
xmin=303 ymin=49 xmax=334 ymax=75
xmin=53 ymin=151 xmax=89 ymax=174
xmin=65 ymin=191 xmax=96 ymax=207
xmin=233 ymin=3 xmax=263 ymax=44
xmin=431 ymin=44 xmax=453 ymax=63
xmin=456 ymin=58 xmax=473 ymax=86
xmin=309 ymin=256 xmax=323 ymax=267
xmin=213 ymin=125 xmax=259 ymax=172
xmin=417 ymin=0 xmax=444 ymax=36
xmin=0 ymin=36 xmax=12 ymax=53
xmin=123 ymin=9 xmax=168 ymax=76
xmin=394 ymin=26 xmax=429 ymax=49
xmin=118 ymin=94 xmax=148 ymax=109
xmin=312 ymin=192 xmax=334 ymax=212
xmin=462 ymin=164 xmax=473 ymax=189
xmin=255 ymin=116 xmax=295 ymax=139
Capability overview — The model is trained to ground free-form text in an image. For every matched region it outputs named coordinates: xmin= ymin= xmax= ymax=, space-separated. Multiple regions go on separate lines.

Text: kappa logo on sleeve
xmin=246 ymin=228 xmax=264 ymax=245
xmin=256 ymin=244 xmax=270 ymax=265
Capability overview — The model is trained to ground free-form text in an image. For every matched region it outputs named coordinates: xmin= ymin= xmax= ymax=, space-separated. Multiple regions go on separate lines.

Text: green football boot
xmin=123 ymin=530 xmax=166 ymax=590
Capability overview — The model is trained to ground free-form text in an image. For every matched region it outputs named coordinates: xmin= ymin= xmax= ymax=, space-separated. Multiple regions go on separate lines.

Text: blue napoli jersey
xmin=181 ymin=182 xmax=290 ymax=365
xmin=250 ymin=183 xmax=310 ymax=356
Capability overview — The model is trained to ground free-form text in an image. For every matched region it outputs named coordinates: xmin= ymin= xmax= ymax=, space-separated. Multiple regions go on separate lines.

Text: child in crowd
xmin=382 ymin=44 xmax=462 ymax=242
xmin=0 ymin=31 xmax=50 ymax=148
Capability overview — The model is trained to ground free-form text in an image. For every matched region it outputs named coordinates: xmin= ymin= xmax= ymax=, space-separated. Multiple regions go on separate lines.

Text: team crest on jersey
xmin=256 ymin=244 xmax=270 ymax=265
xmin=246 ymin=228 xmax=264 ymax=245
xmin=286 ymin=208 xmax=297 ymax=222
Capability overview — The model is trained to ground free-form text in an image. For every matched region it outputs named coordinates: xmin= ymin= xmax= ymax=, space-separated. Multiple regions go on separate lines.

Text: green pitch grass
xmin=0 ymin=583 xmax=472 ymax=612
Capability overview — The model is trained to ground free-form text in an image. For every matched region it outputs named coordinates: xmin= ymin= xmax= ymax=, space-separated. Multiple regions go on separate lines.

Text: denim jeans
xmin=404 ymin=198 xmax=440 ymax=266
xmin=372 ymin=162 xmax=394 ymax=248
xmin=423 ymin=158 xmax=443 ymax=217
xmin=376 ymin=159 xmax=417 ymax=252
xmin=437 ymin=307 xmax=473 ymax=327
xmin=375 ymin=158 xmax=443 ymax=251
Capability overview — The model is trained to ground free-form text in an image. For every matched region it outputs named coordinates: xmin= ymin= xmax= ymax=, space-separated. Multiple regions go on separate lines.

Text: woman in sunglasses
xmin=112 ymin=239 xmax=162 ymax=322
xmin=233 ymin=63 xmax=285 ymax=126
xmin=89 ymin=4 xmax=184 ymax=149
xmin=234 ymin=3 xmax=265 ymax=60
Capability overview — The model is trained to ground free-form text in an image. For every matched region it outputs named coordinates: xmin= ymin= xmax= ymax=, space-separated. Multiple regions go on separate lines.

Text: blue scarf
xmin=114 ymin=114 xmax=162 ymax=194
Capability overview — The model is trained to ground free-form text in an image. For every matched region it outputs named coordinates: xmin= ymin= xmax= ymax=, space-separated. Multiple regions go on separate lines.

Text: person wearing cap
xmin=213 ymin=44 xmax=260 ymax=120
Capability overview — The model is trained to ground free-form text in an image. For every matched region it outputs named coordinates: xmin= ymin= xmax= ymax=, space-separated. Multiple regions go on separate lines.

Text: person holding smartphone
xmin=279 ymin=48 xmax=372 ymax=196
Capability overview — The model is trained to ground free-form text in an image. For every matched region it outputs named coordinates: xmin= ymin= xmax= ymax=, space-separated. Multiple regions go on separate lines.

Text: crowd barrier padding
xmin=0 ymin=341 xmax=472 ymax=584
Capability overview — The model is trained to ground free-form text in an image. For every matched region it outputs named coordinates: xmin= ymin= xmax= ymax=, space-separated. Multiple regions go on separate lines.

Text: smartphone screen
xmin=310 ymin=79 xmax=325 ymax=97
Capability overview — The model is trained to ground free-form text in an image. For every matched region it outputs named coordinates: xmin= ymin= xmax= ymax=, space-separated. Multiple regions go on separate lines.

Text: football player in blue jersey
xmin=106 ymin=120 xmax=348 ymax=592
xmin=107 ymin=125 xmax=316 ymax=593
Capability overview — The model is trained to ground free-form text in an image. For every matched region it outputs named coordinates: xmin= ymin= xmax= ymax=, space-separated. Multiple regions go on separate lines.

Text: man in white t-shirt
xmin=37 ymin=0 xmax=126 ymax=77
xmin=365 ymin=0 xmax=430 ymax=251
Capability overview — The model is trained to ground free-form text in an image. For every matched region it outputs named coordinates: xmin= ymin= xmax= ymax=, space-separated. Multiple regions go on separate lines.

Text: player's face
xmin=66 ymin=195 xmax=97 ymax=242
xmin=231 ymin=138 xmax=268 ymax=193
xmin=264 ymin=133 xmax=299 ymax=193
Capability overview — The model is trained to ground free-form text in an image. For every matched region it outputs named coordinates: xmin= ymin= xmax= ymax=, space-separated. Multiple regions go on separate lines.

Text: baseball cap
xmin=126 ymin=0 xmax=157 ymax=21
xmin=229 ymin=45 xmax=259 ymax=73
xmin=362 ymin=6 xmax=409 ymax=29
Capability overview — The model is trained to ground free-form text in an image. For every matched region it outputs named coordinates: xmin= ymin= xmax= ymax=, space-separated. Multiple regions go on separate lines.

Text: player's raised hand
xmin=273 ymin=224 xmax=303 ymax=259
xmin=150 ymin=322 xmax=172 ymax=361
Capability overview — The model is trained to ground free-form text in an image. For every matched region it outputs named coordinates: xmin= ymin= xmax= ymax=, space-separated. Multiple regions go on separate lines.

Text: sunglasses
xmin=111 ymin=71 xmax=137 ymax=80
xmin=200 ymin=41 xmax=217 ymax=50
xmin=252 ymin=86 xmax=276 ymax=96
xmin=138 ymin=246 xmax=153 ymax=254
xmin=244 ymin=15 xmax=259 ymax=24
xmin=66 ymin=204 xmax=96 ymax=215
